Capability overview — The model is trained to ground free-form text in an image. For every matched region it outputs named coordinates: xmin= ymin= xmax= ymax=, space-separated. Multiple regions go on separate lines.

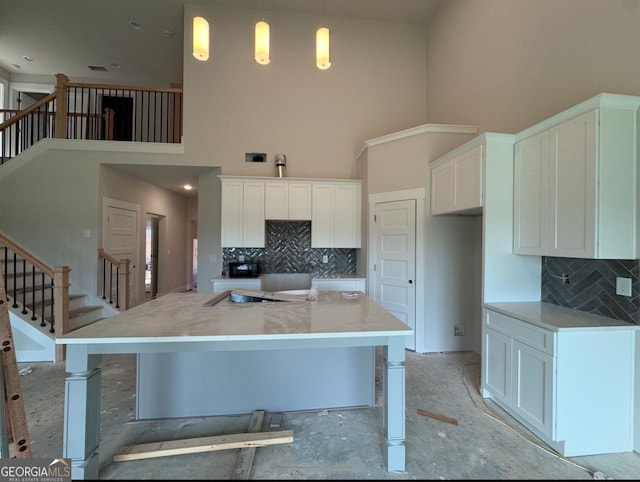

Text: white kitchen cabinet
xmin=482 ymin=305 xmax=637 ymax=456
xmin=212 ymin=278 xmax=261 ymax=292
xmin=220 ymin=178 xmax=265 ymax=248
xmin=312 ymin=277 xmax=366 ymax=292
xmin=430 ymin=144 xmax=483 ymax=215
xmin=514 ymin=94 xmax=640 ymax=258
xmin=311 ymin=181 xmax=361 ymax=248
xmin=264 ymin=180 xmax=312 ymax=220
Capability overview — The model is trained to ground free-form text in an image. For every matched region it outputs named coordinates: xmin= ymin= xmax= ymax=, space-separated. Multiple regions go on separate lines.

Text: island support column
xmin=382 ymin=336 xmax=406 ymax=471
xmin=62 ymin=345 xmax=102 ymax=480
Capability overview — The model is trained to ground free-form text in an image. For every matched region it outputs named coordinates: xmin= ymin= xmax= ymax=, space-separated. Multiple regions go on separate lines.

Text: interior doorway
xmin=101 ymin=95 xmax=133 ymax=140
xmin=145 ymin=215 xmax=160 ymax=301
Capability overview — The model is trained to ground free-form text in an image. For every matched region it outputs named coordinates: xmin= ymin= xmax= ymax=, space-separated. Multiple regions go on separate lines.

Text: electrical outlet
xmin=454 ymin=324 xmax=465 ymax=336
xmin=616 ymin=277 xmax=632 ymax=297
xmin=239 ymin=255 xmax=245 ymax=262
xmin=322 ymin=255 xmax=328 ymax=263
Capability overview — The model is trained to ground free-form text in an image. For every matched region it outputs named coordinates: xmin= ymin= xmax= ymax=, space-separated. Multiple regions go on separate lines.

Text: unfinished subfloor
xmin=17 ymin=350 xmax=640 ymax=479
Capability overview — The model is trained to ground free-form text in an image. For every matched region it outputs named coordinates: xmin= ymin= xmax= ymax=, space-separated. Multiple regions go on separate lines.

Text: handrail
xmin=98 ymin=248 xmax=130 ymax=310
xmin=0 ymin=232 xmax=71 ymax=362
xmin=0 ymin=233 xmax=54 ymax=278
xmin=68 ymin=81 xmax=183 ymax=94
xmin=0 ymin=92 xmax=57 ymax=131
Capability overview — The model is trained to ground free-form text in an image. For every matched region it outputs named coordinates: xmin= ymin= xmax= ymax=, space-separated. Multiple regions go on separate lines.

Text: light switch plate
xmin=616 ymin=277 xmax=632 ymax=297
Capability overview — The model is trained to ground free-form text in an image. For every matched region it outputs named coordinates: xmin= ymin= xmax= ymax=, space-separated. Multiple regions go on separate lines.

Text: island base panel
xmin=136 ymin=347 xmax=376 ymax=419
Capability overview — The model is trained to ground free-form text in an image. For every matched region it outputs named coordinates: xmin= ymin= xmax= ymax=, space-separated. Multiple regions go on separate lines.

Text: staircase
xmin=1 ymin=239 xmax=120 ymax=363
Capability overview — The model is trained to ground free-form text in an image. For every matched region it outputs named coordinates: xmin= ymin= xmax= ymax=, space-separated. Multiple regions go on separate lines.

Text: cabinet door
xmin=288 ymin=183 xmax=312 ymax=220
xmin=513 ymin=131 xmax=549 ymax=255
xmin=482 ymin=326 xmax=512 ymax=406
xmin=221 ymin=181 xmax=244 ymax=247
xmin=334 ymin=183 xmax=360 ymax=248
xmin=430 ymin=161 xmax=453 ymax=215
xmin=512 ymin=339 xmax=554 ymax=437
xmin=453 ymin=145 xmax=483 ymax=212
xmin=548 ymin=110 xmax=596 ymax=257
xmin=264 ymin=182 xmax=289 ymax=220
xmin=242 ymin=181 xmax=265 ymax=247
xmin=311 ymin=183 xmax=334 ymax=247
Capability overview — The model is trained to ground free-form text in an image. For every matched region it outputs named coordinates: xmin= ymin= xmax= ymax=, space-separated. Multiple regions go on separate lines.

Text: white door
xmin=103 ymin=198 xmax=139 ymax=307
xmin=374 ymin=199 xmax=416 ymax=350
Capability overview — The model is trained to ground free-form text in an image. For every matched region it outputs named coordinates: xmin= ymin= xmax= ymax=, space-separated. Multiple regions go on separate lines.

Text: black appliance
xmin=228 ymin=262 xmax=261 ymax=278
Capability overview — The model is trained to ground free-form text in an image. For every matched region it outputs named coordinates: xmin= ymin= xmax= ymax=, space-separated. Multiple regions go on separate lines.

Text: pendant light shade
xmin=255 ymin=21 xmax=270 ymax=65
xmin=192 ymin=16 xmax=209 ymax=61
xmin=316 ymin=27 xmax=331 ymax=70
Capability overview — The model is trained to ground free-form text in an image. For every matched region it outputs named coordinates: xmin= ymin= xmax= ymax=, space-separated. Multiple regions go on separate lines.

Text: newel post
xmin=54 ymin=73 xmax=69 ymax=139
xmin=53 ymin=265 xmax=71 ymax=362
xmin=118 ymin=259 xmax=130 ymax=310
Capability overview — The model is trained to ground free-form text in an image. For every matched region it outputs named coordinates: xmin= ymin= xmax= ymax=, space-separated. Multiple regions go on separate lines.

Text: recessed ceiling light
xmin=10 ymin=64 xmax=21 ymax=69
xmin=163 ymin=29 xmax=175 ymax=38
xmin=129 ymin=20 xmax=142 ymax=30
xmin=23 ymin=56 xmax=33 ymax=62
xmin=109 ymin=62 xmax=121 ymax=69
xmin=183 ymin=184 xmax=193 ymax=191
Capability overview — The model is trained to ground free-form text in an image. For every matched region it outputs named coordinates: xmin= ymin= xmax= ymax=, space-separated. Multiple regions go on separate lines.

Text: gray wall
xmin=424 ymin=0 xmax=640 ymax=133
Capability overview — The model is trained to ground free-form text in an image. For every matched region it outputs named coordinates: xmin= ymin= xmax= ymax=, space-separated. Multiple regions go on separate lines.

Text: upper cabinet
xmin=220 ymin=176 xmax=361 ymax=249
xmin=514 ymin=94 xmax=640 ymax=259
xmin=220 ymin=178 xmax=265 ymax=248
xmin=311 ymin=180 xmax=361 ymax=248
xmin=430 ymin=144 xmax=483 ymax=215
xmin=264 ymin=180 xmax=312 ymax=220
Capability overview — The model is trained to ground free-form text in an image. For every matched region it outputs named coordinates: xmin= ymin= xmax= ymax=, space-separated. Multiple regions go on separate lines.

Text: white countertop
xmin=484 ymin=302 xmax=640 ymax=331
xmin=57 ymin=290 xmax=411 ymax=345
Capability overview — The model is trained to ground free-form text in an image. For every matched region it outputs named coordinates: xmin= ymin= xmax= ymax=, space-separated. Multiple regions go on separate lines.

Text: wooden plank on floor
xmin=0 ymin=276 xmax=31 ymax=458
xmin=233 ymin=410 xmax=265 ymax=480
xmin=113 ymin=429 xmax=293 ymax=462
xmin=417 ymin=408 xmax=458 ymax=426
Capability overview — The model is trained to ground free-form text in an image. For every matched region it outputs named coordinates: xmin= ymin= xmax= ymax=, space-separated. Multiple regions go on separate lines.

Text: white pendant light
xmin=316 ymin=26 xmax=330 ymax=70
xmin=192 ymin=16 xmax=209 ymax=61
xmin=255 ymin=20 xmax=270 ymax=65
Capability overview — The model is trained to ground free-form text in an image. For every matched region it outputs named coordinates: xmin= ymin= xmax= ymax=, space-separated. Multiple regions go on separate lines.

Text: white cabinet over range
xmin=219 ymin=176 xmax=362 ymax=249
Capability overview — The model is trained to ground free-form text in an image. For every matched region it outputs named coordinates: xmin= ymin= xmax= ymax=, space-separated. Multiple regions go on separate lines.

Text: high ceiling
xmin=0 ymin=0 xmax=443 ymax=87
xmin=0 ymin=0 xmax=443 ymax=198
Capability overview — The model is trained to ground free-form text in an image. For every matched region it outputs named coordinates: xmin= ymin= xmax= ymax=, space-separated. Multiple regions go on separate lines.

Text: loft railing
xmin=0 ymin=73 xmax=183 ymax=165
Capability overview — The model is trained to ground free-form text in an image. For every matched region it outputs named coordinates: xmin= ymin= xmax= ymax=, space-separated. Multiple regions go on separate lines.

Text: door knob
xmin=408 ymin=280 xmax=413 ymax=284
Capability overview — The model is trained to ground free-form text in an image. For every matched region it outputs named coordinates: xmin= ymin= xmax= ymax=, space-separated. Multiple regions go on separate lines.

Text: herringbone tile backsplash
xmin=223 ymin=221 xmax=356 ymax=276
xmin=542 ymin=257 xmax=639 ymax=324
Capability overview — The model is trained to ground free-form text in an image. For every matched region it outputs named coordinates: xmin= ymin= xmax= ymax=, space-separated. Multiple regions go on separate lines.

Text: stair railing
xmin=98 ymin=248 xmax=130 ymax=311
xmin=0 ymin=233 xmax=70 ymax=345
xmin=0 ymin=73 xmax=183 ymax=166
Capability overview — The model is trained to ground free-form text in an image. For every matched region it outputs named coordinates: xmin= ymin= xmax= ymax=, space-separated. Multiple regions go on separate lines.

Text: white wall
xmin=182 ymin=4 xmax=427 ymax=179
xmin=424 ymin=0 xmax=640 ymax=133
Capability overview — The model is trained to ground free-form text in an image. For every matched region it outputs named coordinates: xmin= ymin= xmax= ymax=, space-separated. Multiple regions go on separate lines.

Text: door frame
xmin=368 ymin=188 xmax=425 ymax=353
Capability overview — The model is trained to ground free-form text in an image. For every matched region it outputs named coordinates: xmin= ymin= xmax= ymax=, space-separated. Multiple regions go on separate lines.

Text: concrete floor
xmin=17 ymin=350 xmax=640 ymax=479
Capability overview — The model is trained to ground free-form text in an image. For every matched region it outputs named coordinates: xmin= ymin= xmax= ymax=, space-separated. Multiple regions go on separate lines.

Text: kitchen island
xmin=56 ymin=290 xmax=412 ymax=479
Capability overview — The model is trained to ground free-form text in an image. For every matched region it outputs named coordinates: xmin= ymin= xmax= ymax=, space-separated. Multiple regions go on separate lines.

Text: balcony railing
xmin=0 ymin=73 xmax=183 ymax=165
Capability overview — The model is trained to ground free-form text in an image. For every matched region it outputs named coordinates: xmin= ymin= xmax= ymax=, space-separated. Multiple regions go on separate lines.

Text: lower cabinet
xmin=482 ymin=308 xmax=635 ymax=456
